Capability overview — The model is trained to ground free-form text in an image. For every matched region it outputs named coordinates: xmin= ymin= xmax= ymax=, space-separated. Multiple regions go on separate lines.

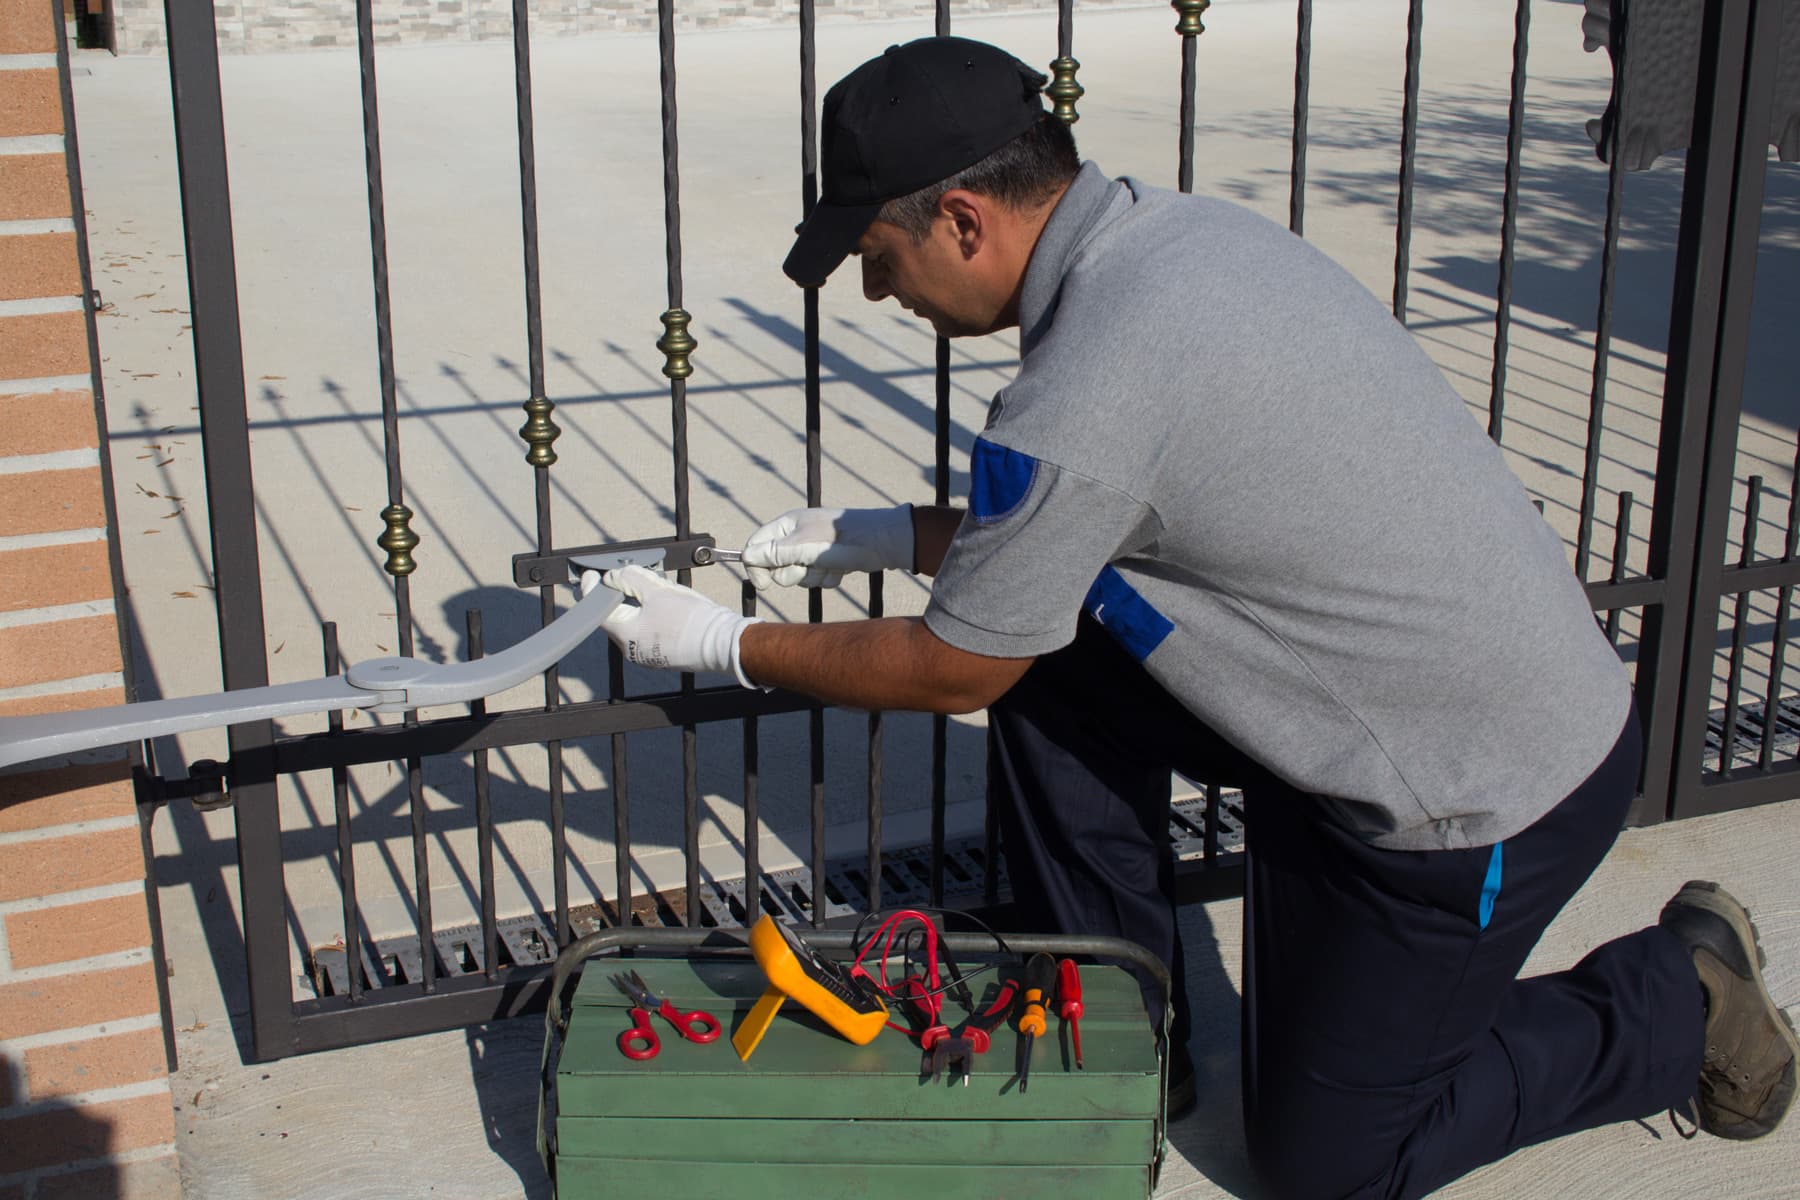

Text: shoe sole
xmin=1670 ymin=880 xmax=1800 ymax=1138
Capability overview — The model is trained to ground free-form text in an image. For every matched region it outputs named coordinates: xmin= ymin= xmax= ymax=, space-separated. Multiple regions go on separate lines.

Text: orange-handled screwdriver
xmin=1056 ymin=958 xmax=1084 ymax=1070
xmin=1015 ymin=953 xmax=1057 ymax=1092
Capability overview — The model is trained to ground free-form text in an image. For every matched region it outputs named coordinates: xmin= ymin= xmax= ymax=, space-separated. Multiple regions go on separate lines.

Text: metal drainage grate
xmin=304 ymin=790 xmax=1247 ymax=998
xmin=1170 ymin=789 xmax=1246 ymax=862
xmin=1705 ymin=694 xmax=1800 ymax=772
xmin=309 ymin=911 xmax=560 ymax=996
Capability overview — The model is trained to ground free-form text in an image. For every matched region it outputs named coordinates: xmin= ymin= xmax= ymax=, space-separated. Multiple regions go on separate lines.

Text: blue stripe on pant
xmin=987 ymin=614 xmax=1702 ymax=1199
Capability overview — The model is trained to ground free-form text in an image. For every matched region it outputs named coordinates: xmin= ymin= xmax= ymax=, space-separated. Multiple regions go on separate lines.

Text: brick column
xmin=0 ymin=2 xmax=180 ymax=1197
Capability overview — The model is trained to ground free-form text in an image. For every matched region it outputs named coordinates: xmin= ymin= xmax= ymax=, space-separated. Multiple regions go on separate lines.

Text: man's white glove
xmin=595 ymin=565 xmax=762 ymax=688
xmin=741 ymin=504 xmax=914 ymax=591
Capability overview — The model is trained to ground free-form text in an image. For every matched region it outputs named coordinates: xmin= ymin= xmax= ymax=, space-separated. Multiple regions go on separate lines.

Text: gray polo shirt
xmin=924 ymin=162 xmax=1631 ymax=852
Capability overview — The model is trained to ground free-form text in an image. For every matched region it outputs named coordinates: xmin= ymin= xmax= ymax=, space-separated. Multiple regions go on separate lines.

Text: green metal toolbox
xmin=542 ymin=941 xmax=1167 ymax=1199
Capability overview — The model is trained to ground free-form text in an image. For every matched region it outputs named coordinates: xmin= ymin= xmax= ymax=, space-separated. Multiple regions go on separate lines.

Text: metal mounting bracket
xmin=0 ymin=539 xmax=692 ymax=773
xmin=512 ymin=535 xmax=716 ymax=588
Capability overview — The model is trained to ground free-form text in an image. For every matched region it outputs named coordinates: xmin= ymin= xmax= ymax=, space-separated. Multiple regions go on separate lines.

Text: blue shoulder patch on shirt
xmin=968 ymin=439 xmax=1039 ymax=525
xmin=1084 ymin=566 xmax=1174 ymax=662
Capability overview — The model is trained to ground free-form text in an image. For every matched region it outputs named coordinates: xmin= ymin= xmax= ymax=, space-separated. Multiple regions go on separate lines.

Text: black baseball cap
xmin=782 ymin=37 xmax=1049 ymax=287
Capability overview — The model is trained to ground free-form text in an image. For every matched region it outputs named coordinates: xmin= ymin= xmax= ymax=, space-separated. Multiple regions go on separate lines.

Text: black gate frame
xmin=121 ymin=0 xmax=1798 ymax=1062
xmin=1624 ymin=0 xmax=1800 ymax=822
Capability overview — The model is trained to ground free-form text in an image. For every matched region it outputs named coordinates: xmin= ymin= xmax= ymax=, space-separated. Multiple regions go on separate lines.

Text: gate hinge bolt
xmin=188 ymin=759 xmax=232 ymax=811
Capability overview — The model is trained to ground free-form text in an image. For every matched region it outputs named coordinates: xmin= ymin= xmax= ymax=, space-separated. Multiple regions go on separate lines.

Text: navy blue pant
xmin=988 ymin=615 xmax=1703 ymax=1199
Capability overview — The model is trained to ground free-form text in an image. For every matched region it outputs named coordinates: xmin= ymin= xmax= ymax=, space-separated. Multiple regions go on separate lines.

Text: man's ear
xmin=939 ymin=189 xmax=986 ymax=260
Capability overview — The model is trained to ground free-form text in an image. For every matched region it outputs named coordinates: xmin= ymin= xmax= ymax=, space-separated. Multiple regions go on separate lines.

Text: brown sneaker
xmin=1659 ymin=881 xmax=1800 ymax=1140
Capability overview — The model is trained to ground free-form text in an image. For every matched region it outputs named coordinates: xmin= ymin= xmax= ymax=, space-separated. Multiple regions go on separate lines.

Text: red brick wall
xmin=0 ymin=4 xmax=179 ymax=1196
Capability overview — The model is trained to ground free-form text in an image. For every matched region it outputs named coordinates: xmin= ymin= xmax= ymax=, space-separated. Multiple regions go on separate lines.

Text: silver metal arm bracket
xmin=0 ymin=545 xmax=673 ymax=772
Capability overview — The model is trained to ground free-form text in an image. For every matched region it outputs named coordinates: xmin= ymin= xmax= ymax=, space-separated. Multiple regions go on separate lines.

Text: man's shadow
xmin=465 ymin=1020 xmax=554 ymax=1198
xmin=1167 ymin=898 xmax=1257 ymax=1196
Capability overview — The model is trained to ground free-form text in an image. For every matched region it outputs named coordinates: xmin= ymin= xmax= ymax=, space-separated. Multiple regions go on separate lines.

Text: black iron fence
xmin=118 ymin=0 xmax=1799 ymax=1061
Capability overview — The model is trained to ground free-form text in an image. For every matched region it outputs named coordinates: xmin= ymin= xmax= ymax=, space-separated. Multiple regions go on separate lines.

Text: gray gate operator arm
xmin=0 ymin=551 xmax=654 ymax=772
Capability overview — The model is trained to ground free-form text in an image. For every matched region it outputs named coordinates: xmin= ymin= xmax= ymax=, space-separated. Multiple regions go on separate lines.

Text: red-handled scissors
xmin=611 ymin=970 xmax=722 ymax=1060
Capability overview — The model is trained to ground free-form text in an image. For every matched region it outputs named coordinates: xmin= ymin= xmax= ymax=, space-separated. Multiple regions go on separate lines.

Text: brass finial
xmin=657 ymin=308 xmax=696 ymax=380
xmin=1172 ymin=0 xmax=1209 ymax=37
xmin=378 ymin=503 xmax=419 ymax=576
xmin=519 ymin=394 xmax=560 ymax=468
xmin=1047 ymin=57 xmax=1084 ymax=125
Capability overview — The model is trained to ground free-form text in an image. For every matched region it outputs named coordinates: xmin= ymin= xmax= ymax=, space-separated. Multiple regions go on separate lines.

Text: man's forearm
xmin=739 ymin=616 xmax=1028 ymax=715
xmin=912 ymin=505 xmax=963 ymax=576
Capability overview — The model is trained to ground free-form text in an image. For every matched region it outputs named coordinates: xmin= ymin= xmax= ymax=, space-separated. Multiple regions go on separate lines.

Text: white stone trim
xmin=0 ymin=1076 xmax=171 ymax=1119
xmin=0 ymin=136 xmax=65 ymax=156
xmin=0 ymin=528 xmax=107 ymax=552
xmin=0 ymin=1012 xmax=163 ymax=1052
xmin=0 ymin=599 xmax=115 ymax=630
xmin=0 ymin=218 xmax=77 ymax=236
xmin=0 ymin=1144 xmax=178 ymax=1190
xmin=0 ymin=671 xmax=124 ymax=703
xmin=0 ymin=814 xmax=138 ymax=847
xmin=0 ymin=881 xmax=144 ymax=917
xmin=0 ymin=295 xmax=84 ymax=318
xmin=0 ymin=448 xmax=100 ymax=474
xmin=0 ymin=374 xmax=91 ymax=396
xmin=0 ymin=947 xmax=152 ymax=986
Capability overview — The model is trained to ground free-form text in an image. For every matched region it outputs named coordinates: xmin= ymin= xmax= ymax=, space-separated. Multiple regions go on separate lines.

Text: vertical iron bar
xmin=55 ymin=0 xmax=133 ymax=706
xmin=1758 ymin=438 xmax=1800 ymax=768
xmin=1605 ymin=491 xmax=1633 ymax=646
xmin=512 ymin=0 xmax=569 ymax=950
xmin=135 ymin=794 xmax=177 ymax=1070
xmin=1172 ymin=0 xmax=1211 ymax=191
xmin=930 ymin=714 xmax=948 ymax=908
xmin=511 ymin=0 xmax=547 ymax=405
xmin=611 ymin=648 xmax=632 ymax=926
xmin=1176 ymin=29 xmax=1198 ymax=193
xmin=1720 ymin=478 xmax=1761 ymax=773
xmin=405 ymin=755 xmax=431 ymax=990
xmin=162 ymin=0 xmax=287 ymax=1057
xmin=983 ymin=728 xmax=1001 ymax=908
xmin=325 ymin=623 xmax=361 ymax=1001
xmin=742 ymin=581 xmax=760 ymax=922
xmin=866 ymin=573 xmax=884 ymax=912
xmin=1576 ymin=15 xmax=1631 ymax=579
xmin=1486 ymin=0 xmax=1530 ymax=444
xmin=1171 ymin=0 xmax=1209 ymax=189
xmin=655 ymin=0 xmax=702 ymax=928
xmin=1392 ymin=0 xmax=1424 ymax=322
xmin=466 ymin=610 xmax=497 ymax=978
xmin=1772 ymin=590 xmax=1798 ymax=766
xmin=659 ymin=5 xmax=692 ymax=551
xmin=354 ymin=0 xmax=413 ymax=641
xmin=1203 ymin=781 xmax=1221 ymax=868
xmin=1640 ymin=0 xmax=1774 ymax=820
xmin=684 ymin=725 xmax=700 ymax=925
xmin=352 ymin=0 xmax=432 ymax=991
xmin=809 ymin=713 xmax=826 ymax=926
xmin=545 ymin=632 xmax=567 ymax=937
xmin=931 ymin=0 xmax=952 ymax=906
xmin=1289 ymin=0 xmax=1311 ymax=235
xmin=799 ymin=0 xmax=828 ymax=925
xmin=932 ymin=341 xmax=950 ymax=909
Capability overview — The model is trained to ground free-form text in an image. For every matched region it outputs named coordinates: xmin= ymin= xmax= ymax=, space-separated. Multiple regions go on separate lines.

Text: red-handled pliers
xmin=611 ymin=969 xmax=722 ymax=1060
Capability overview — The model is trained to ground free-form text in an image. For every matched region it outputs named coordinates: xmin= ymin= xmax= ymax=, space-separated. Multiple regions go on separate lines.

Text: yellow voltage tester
xmin=732 ymin=914 xmax=889 ymax=1061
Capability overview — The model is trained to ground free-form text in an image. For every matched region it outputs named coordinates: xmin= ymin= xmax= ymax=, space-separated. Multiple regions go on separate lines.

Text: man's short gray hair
xmin=876 ymin=114 xmax=1080 ymax=242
